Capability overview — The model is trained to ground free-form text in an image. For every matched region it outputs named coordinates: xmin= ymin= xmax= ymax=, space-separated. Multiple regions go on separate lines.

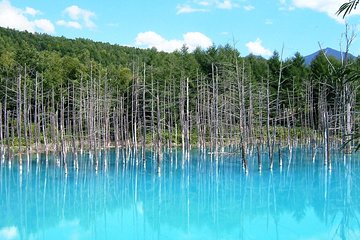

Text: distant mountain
xmin=304 ymin=47 xmax=355 ymax=65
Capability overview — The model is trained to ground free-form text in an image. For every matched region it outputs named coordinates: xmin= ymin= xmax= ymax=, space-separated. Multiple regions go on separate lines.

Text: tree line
xmin=0 ymin=26 xmax=359 ymax=172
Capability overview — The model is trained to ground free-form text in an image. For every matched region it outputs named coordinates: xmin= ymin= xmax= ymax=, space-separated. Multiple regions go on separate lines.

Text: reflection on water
xmin=0 ymin=226 xmax=19 ymax=240
xmin=1 ymin=148 xmax=360 ymax=240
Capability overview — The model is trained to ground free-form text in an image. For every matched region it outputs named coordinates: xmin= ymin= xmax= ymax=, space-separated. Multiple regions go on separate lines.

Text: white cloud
xmin=292 ymin=0 xmax=340 ymax=11
xmin=135 ymin=31 xmax=212 ymax=52
xmin=24 ymin=7 xmax=40 ymax=16
xmin=0 ymin=0 xmax=54 ymax=33
xmin=178 ymin=0 xmax=240 ymax=13
xmin=63 ymin=5 xmax=96 ymax=29
xmin=177 ymin=5 xmax=208 ymax=14
xmin=56 ymin=20 xmax=82 ymax=29
xmin=0 ymin=226 xmax=19 ymax=240
xmin=34 ymin=19 xmax=55 ymax=33
xmin=135 ymin=31 xmax=183 ymax=52
xmin=0 ymin=0 xmax=33 ymax=32
xmin=244 ymin=5 xmax=255 ymax=11
xmin=282 ymin=0 xmax=360 ymax=22
xmin=183 ymin=32 xmax=213 ymax=50
xmin=246 ymin=38 xmax=272 ymax=57
xmin=216 ymin=0 xmax=236 ymax=9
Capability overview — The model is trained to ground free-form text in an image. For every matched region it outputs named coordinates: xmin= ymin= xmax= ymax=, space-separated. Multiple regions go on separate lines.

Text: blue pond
xmin=1 ymin=148 xmax=360 ymax=240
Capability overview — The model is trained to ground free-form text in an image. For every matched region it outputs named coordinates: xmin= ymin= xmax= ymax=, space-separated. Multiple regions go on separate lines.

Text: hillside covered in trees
xmin=0 ymin=26 xmax=359 ymax=170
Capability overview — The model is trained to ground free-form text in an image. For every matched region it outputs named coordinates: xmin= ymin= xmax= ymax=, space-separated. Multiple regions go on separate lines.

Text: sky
xmin=0 ymin=0 xmax=360 ymax=59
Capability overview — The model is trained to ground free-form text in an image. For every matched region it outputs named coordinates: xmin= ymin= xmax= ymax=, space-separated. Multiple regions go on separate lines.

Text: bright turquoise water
xmin=1 ymin=148 xmax=360 ymax=240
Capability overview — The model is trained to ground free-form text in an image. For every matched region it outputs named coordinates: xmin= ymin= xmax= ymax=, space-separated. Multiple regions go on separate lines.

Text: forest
xmin=0 ymin=26 xmax=359 ymax=172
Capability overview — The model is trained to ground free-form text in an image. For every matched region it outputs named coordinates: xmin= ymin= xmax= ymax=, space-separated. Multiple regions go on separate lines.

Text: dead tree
xmin=236 ymin=59 xmax=248 ymax=170
xmin=16 ymin=71 xmax=22 ymax=167
xmin=142 ymin=63 xmax=147 ymax=162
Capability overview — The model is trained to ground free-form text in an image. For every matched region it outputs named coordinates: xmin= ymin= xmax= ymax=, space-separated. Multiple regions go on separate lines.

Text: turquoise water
xmin=1 ymin=148 xmax=360 ymax=240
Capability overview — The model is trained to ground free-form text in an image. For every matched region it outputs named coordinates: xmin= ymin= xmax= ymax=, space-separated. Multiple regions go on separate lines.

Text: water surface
xmin=1 ymin=148 xmax=360 ymax=240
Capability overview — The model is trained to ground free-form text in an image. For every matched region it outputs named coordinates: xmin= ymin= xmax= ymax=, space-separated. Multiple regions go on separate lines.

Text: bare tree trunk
xmin=180 ymin=78 xmax=185 ymax=153
xmin=196 ymin=75 xmax=203 ymax=151
xmin=266 ymin=74 xmax=273 ymax=170
xmin=125 ymin=89 xmax=130 ymax=151
xmin=344 ymin=83 xmax=352 ymax=153
xmin=324 ymin=111 xmax=330 ymax=169
xmin=259 ymin=78 xmax=264 ymax=145
xmin=273 ymin=47 xmax=284 ymax=168
xmin=4 ymin=83 xmax=10 ymax=162
xmin=168 ymin=79 xmax=174 ymax=153
xmin=142 ymin=63 xmax=147 ymax=162
xmin=11 ymin=112 xmax=15 ymax=164
xmin=286 ymin=106 xmax=293 ymax=157
xmin=119 ymin=96 xmax=125 ymax=148
xmin=248 ymin=72 xmax=254 ymax=146
xmin=201 ymin=75 xmax=207 ymax=151
xmin=41 ymin=77 xmax=48 ymax=160
xmin=207 ymin=83 xmax=213 ymax=151
xmin=236 ymin=60 xmax=247 ymax=171
xmin=60 ymin=90 xmax=68 ymax=174
xmin=150 ymin=70 xmax=155 ymax=150
xmin=23 ymin=67 xmax=30 ymax=161
xmin=163 ymin=78 xmax=167 ymax=150
xmin=87 ymin=66 xmax=93 ymax=154
xmin=51 ymin=89 xmax=59 ymax=164
xmin=72 ymin=81 xmax=78 ymax=169
xmin=105 ymin=74 xmax=111 ymax=149
xmin=0 ymin=103 xmax=3 ymax=162
xmin=212 ymin=64 xmax=218 ymax=155
xmin=241 ymin=61 xmax=248 ymax=158
xmin=257 ymin=140 xmax=262 ymax=172
xmin=132 ymin=64 xmax=139 ymax=158
xmin=34 ymin=72 xmax=40 ymax=160
xmin=342 ymin=24 xmax=355 ymax=153
xmin=78 ymin=76 xmax=84 ymax=154
xmin=114 ymin=89 xmax=120 ymax=151
xmin=156 ymin=93 xmax=162 ymax=171
xmin=113 ymin=105 xmax=119 ymax=149
xmin=186 ymin=77 xmax=190 ymax=153
xmin=16 ymin=71 xmax=22 ymax=167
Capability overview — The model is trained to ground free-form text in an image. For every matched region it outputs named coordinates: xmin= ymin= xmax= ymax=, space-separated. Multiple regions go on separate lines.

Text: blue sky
xmin=0 ymin=0 xmax=360 ymax=58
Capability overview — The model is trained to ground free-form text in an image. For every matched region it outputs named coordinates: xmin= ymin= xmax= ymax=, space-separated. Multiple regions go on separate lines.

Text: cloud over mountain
xmin=135 ymin=31 xmax=212 ymax=52
xmin=0 ymin=0 xmax=54 ymax=33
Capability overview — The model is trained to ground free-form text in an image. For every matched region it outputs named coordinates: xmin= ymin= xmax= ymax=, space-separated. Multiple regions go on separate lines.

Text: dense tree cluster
xmin=0 ymin=27 xmax=358 ymax=171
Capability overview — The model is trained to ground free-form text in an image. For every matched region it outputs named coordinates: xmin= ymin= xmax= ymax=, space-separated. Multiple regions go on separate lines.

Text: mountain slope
xmin=304 ymin=47 xmax=355 ymax=65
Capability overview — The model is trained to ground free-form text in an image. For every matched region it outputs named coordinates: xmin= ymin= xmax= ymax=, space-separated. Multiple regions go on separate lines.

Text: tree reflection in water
xmin=0 ymin=148 xmax=360 ymax=240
